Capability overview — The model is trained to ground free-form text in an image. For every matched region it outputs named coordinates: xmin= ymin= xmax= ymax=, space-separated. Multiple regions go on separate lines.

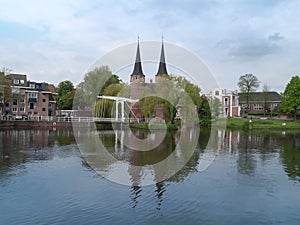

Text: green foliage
xmin=261 ymin=84 xmax=271 ymax=116
xmin=281 ymin=76 xmax=300 ymax=120
xmin=247 ymin=111 xmax=279 ymax=116
xmin=220 ymin=118 xmax=300 ymax=129
xmin=103 ymin=83 xmax=127 ymax=96
xmin=56 ymin=80 xmax=74 ymax=110
xmin=93 ymin=83 xmax=126 ymax=117
xmin=74 ymin=66 xmax=121 ymax=110
xmin=198 ymin=95 xmax=211 ymax=127
xmin=139 ymin=96 xmax=163 ymax=119
xmin=142 ymin=74 xmax=204 ymax=125
xmin=238 ymin=73 xmax=260 ymax=111
xmin=0 ymin=72 xmax=10 ymax=104
xmin=238 ymin=73 xmax=260 ymax=93
xmin=211 ymin=97 xmax=221 ymax=118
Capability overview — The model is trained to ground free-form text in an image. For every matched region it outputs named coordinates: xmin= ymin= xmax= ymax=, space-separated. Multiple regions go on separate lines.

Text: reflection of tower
xmin=155 ymin=182 xmax=166 ymax=210
xmin=130 ymin=185 xmax=142 ymax=209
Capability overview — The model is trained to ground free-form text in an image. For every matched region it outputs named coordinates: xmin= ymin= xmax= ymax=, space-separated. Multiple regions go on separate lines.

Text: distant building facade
xmin=0 ymin=73 xmax=56 ymax=117
xmin=238 ymin=92 xmax=281 ymax=113
xmin=207 ymin=88 xmax=241 ymax=118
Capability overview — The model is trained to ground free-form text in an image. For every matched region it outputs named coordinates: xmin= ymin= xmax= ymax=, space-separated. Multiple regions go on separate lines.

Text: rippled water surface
xmin=1 ymin=128 xmax=300 ymax=225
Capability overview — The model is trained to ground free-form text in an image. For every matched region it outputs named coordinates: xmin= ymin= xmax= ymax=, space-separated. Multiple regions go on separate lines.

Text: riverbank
xmin=214 ymin=118 xmax=300 ymax=130
xmin=129 ymin=122 xmax=179 ymax=130
xmin=0 ymin=120 xmax=73 ymax=129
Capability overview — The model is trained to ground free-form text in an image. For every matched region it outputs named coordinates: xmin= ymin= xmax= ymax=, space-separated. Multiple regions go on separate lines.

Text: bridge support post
xmin=121 ymin=101 xmax=125 ymax=122
xmin=115 ymin=100 xmax=119 ymax=122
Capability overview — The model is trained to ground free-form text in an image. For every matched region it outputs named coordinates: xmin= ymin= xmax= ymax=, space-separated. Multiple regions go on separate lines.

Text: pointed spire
xmin=156 ymin=36 xmax=168 ymax=76
xmin=131 ymin=37 xmax=145 ymax=76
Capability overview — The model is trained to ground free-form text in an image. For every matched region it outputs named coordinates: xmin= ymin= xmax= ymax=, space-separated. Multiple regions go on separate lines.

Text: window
xmin=42 ymin=108 xmax=46 ymax=111
xmin=29 ymin=103 xmax=34 ymax=109
xmin=254 ymin=104 xmax=264 ymax=111
xmin=215 ymin=91 xmax=219 ymax=96
xmin=224 ymin=98 xmax=228 ymax=106
xmin=28 ymin=92 xmax=38 ymax=98
xmin=12 ymin=108 xmax=17 ymax=112
xmin=20 ymin=80 xmax=25 ymax=85
xmin=20 ymin=99 xmax=25 ymax=103
xmin=12 ymin=87 xmax=20 ymax=94
xmin=13 ymin=79 xmax=19 ymax=84
xmin=34 ymin=111 xmax=38 ymax=115
xmin=20 ymin=107 xmax=25 ymax=112
xmin=13 ymin=99 xmax=17 ymax=105
xmin=225 ymin=108 xmax=228 ymax=115
xmin=43 ymin=99 xmax=46 ymax=102
xmin=29 ymin=83 xmax=35 ymax=89
xmin=242 ymin=104 xmax=249 ymax=110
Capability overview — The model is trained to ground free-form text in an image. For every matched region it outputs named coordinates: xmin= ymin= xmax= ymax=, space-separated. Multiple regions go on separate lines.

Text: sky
xmin=0 ymin=0 xmax=300 ymax=93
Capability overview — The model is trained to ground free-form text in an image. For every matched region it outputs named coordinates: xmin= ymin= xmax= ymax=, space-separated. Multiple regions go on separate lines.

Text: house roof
xmin=238 ymin=91 xmax=281 ymax=103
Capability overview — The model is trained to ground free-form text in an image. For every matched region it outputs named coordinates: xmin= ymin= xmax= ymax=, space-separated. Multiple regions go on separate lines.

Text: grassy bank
xmin=214 ymin=118 xmax=300 ymax=130
xmin=129 ymin=122 xmax=178 ymax=130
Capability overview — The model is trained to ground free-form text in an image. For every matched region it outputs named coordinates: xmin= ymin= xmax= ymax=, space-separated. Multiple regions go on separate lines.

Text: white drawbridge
xmin=97 ymin=96 xmax=138 ymax=122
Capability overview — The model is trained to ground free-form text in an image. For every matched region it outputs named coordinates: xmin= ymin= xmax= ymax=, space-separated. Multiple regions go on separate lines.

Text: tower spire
xmin=131 ymin=37 xmax=144 ymax=76
xmin=156 ymin=36 xmax=168 ymax=76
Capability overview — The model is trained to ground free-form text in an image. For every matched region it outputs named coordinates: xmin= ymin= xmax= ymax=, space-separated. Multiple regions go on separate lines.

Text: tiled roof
xmin=238 ymin=92 xmax=281 ymax=103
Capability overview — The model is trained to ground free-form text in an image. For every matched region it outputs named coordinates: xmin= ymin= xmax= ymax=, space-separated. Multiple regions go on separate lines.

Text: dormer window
xmin=14 ymin=79 xmax=19 ymax=84
xmin=215 ymin=91 xmax=219 ymax=96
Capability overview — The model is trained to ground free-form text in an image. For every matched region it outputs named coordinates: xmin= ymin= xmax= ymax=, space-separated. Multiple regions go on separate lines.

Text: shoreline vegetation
xmin=1 ymin=117 xmax=300 ymax=130
xmin=215 ymin=117 xmax=300 ymax=130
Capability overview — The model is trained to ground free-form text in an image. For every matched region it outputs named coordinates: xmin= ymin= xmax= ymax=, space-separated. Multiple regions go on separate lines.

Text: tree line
xmin=237 ymin=73 xmax=300 ymax=119
xmin=2 ymin=65 xmax=299 ymax=121
xmin=55 ymin=66 xmax=211 ymax=126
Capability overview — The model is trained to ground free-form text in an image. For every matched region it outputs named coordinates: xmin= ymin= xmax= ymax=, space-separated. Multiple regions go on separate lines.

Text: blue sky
xmin=0 ymin=0 xmax=299 ymax=92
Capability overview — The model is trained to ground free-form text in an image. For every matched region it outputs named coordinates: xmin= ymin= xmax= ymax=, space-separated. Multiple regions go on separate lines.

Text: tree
xmin=198 ymin=95 xmax=211 ymax=126
xmin=281 ymin=76 xmax=300 ymax=120
xmin=56 ymin=80 xmax=74 ymax=110
xmin=93 ymin=83 xmax=127 ymax=118
xmin=0 ymin=71 xmax=11 ymax=114
xmin=238 ymin=74 xmax=260 ymax=112
xmin=138 ymin=74 xmax=205 ymax=125
xmin=73 ymin=66 xmax=122 ymax=110
xmin=261 ymin=84 xmax=271 ymax=117
xmin=1 ymin=67 xmax=11 ymax=75
xmin=211 ymin=97 xmax=221 ymax=118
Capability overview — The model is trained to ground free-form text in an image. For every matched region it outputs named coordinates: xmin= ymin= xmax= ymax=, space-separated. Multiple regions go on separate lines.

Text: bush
xmin=247 ymin=111 xmax=279 ymax=116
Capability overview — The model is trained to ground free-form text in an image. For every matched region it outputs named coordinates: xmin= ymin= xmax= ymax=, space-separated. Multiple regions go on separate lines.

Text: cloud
xmin=0 ymin=0 xmax=300 ymax=92
xmin=268 ymin=32 xmax=284 ymax=42
xmin=228 ymin=38 xmax=280 ymax=59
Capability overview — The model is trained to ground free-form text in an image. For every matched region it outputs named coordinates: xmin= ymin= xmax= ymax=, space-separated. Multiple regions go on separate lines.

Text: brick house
xmin=207 ymin=88 xmax=241 ymax=118
xmin=1 ymin=73 xmax=56 ymax=118
xmin=238 ymin=92 xmax=281 ymax=113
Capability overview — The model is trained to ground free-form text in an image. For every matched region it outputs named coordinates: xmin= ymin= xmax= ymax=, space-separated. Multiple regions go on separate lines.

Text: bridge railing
xmin=0 ymin=115 xmax=144 ymax=123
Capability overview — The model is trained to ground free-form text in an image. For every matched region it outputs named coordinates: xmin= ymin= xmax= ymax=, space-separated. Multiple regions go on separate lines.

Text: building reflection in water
xmin=3 ymin=127 xmax=300 ymax=209
xmin=0 ymin=128 xmax=76 ymax=185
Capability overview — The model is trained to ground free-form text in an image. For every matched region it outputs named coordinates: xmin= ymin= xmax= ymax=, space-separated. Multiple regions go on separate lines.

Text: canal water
xmin=1 ymin=128 xmax=300 ymax=224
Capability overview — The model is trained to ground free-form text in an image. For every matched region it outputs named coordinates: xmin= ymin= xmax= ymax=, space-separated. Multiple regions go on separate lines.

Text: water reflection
xmin=221 ymin=129 xmax=300 ymax=182
xmin=280 ymin=132 xmax=300 ymax=181
xmin=0 ymin=128 xmax=76 ymax=186
xmin=1 ymin=128 xmax=300 ymax=210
